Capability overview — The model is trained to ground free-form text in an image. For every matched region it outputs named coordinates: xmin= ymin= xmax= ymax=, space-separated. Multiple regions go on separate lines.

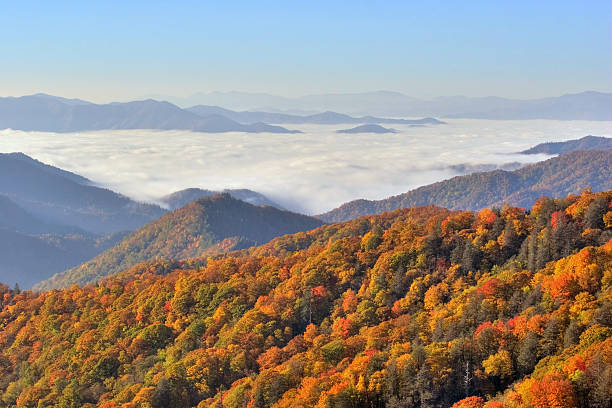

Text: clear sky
xmin=1 ymin=1 xmax=610 ymax=102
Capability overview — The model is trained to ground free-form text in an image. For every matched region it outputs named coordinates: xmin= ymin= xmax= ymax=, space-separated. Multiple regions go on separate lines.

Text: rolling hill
xmin=318 ymin=150 xmax=612 ymax=223
xmin=35 ymin=194 xmax=323 ymax=290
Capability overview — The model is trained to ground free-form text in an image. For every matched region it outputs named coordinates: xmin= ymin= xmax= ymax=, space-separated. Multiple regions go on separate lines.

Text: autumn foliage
xmin=0 ymin=190 xmax=610 ymax=407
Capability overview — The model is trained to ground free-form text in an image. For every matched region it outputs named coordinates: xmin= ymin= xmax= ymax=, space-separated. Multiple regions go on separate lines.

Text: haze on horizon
xmin=1 ymin=1 xmax=611 ymax=103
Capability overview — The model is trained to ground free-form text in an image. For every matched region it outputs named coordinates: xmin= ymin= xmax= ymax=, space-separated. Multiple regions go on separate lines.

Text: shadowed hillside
xmin=35 ymin=194 xmax=323 ymax=290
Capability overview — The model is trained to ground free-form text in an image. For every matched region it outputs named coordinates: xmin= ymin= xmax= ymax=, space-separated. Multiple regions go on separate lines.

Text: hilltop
xmin=336 ymin=124 xmax=398 ymax=134
xmin=160 ymin=188 xmax=282 ymax=210
xmin=35 ymin=194 xmax=323 ymax=290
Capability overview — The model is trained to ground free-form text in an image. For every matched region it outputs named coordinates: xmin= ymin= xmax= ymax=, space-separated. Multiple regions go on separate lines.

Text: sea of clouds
xmin=1 ymin=119 xmax=611 ymax=214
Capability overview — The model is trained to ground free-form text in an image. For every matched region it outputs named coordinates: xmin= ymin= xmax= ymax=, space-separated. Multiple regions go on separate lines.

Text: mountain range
xmin=0 ymin=94 xmax=300 ymax=133
xmin=0 ymin=94 xmax=443 ymax=134
xmin=318 ymin=149 xmax=612 ymax=222
xmin=151 ymin=90 xmax=612 ymax=119
xmin=0 ymin=153 xmax=290 ymax=287
xmin=1 ymin=135 xmax=610 ymax=288
xmin=186 ymin=105 xmax=444 ymax=125
xmin=35 ymin=194 xmax=323 ymax=290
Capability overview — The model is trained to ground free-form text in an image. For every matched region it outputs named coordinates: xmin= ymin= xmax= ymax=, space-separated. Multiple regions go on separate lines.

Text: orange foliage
xmin=451 ymin=396 xmax=485 ymax=408
xmin=529 ymin=374 xmax=577 ymax=408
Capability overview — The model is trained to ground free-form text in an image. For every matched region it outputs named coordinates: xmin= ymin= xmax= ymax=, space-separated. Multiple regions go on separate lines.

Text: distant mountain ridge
xmin=156 ymin=90 xmax=612 ymax=119
xmin=318 ymin=150 xmax=612 ymax=222
xmin=521 ymin=135 xmax=612 ymax=154
xmin=0 ymin=94 xmax=299 ymax=133
xmin=35 ymin=194 xmax=324 ymax=290
xmin=186 ymin=105 xmax=444 ymax=125
xmin=160 ymin=188 xmax=283 ymax=210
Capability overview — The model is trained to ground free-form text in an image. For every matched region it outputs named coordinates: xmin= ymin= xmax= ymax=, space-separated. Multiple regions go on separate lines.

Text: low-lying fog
xmin=1 ymin=119 xmax=611 ymax=214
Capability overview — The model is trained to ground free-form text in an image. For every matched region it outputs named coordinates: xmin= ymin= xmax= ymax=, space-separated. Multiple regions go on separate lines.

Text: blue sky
xmin=1 ymin=1 xmax=610 ymax=101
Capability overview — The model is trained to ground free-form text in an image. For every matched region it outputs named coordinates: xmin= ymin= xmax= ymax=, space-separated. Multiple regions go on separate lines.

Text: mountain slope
xmin=521 ymin=135 xmax=612 ymax=154
xmin=0 ymin=229 xmax=127 ymax=288
xmin=318 ymin=150 xmax=612 ymax=222
xmin=35 ymin=194 xmax=323 ymax=289
xmin=1 ymin=191 xmax=610 ymax=407
xmin=0 ymin=195 xmax=84 ymax=235
xmin=0 ymin=94 xmax=299 ymax=133
xmin=0 ymin=152 xmax=165 ymax=234
xmin=160 ymin=188 xmax=283 ymax=210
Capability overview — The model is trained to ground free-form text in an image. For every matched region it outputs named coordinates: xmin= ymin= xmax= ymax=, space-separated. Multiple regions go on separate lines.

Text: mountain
xmin=445 ymin=91 xmax=612 ymax=120
xmin=4 ymin=151 xmax=90 ymax=184
xmin=0 ymin=94 xmax=299 ymax=133
xmin=2 ymin=190 xmax=611 ymax=407
xmin=0 ymin=152 xmax=165 ymax=234
xmin=521 ymin=135 xmax=612 ymax=154
xmin=167 ymin=90 xmax=612 ymax=119
xmin=0 ymin=195 xmax=84 ymax=235
xmin=187 ymin=105 xmax=444 ymax=125
xmin=35 ymin=194 xmax=323 ymax=290
xmin=318 ymin=150 xmax=612 ymax=222
xmin=337 ymin=124 xmax=397 ymax=134
xmin=190 ymin=114 xmax=301 ymax=133
xmin=160 ymin=188 xmax=283 ymax=210
xmin=0 ymin=229 xmax=127 ymax=288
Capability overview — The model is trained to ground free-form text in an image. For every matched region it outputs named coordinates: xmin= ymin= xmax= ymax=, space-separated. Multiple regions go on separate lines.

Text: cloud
xmin=1 ymin=119 xmax=610 ymax=215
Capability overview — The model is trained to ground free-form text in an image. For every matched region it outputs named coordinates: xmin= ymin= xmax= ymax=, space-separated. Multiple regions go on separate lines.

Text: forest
xmin=0 ymin=189 xmax=610 ymax=407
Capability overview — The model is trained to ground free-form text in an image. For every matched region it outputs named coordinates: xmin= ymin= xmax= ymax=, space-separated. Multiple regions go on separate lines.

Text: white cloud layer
xmin=1 ymin=119 xmax=611 ymax=215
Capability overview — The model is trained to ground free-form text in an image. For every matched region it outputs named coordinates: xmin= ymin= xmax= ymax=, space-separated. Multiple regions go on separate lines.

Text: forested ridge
xmin=319 ymin=150 xmax=612 ymax=223
xmin=34 ymin=194 xmax=323 ymax=291
xmin=0 ymin=190 xmax=611 ymax=407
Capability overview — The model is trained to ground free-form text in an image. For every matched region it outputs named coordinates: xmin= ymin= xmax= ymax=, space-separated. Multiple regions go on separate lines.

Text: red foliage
xmin=311 ymin=285 xmax=328 ymax=298
xmin=451 ymin=396 xmax=485 ymax=408
xmin=550 ymin=211 xmax=569 ymax=229
xmin=477 ymin=278 xmax=503 ymax=298
xmin=530 ymin=373 xmax=577 ymax=408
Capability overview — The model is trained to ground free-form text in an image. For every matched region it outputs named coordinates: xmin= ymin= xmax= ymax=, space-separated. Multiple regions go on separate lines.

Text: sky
xmin=1 ymin=1 xmax=611 ymax=102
